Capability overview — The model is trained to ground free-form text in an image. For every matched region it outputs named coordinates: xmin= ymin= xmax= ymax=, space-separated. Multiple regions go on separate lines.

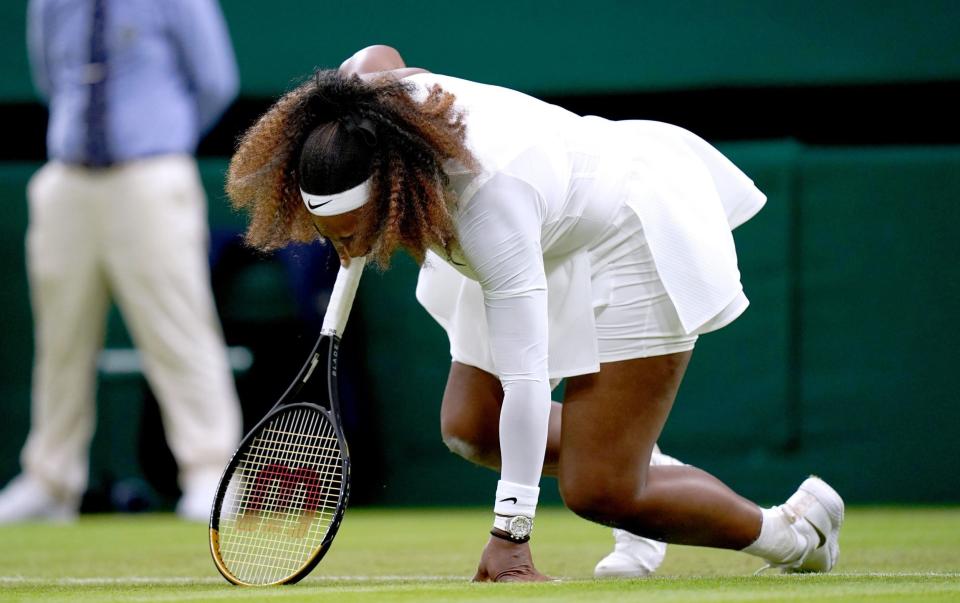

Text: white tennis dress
xmin=409 ymin=73 xmax=766 ymax=495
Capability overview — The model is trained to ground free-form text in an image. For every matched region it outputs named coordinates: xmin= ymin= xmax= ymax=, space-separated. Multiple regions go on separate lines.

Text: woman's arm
xmin=339 ymin=44 xmax=429 ymax=79
xmin=456 ymin=174 xmax=552 ymax=582
xmin=455 ymin=173 xmax=551 ymax=503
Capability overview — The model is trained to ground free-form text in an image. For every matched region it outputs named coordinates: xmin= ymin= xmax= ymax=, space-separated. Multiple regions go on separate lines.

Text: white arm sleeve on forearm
xmin=456 ymin=173 xmax=551 ymax=488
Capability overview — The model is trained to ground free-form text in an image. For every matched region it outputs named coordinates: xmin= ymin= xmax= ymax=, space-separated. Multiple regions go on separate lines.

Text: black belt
xmin=76 ymin=160 xmax=117 ymax=169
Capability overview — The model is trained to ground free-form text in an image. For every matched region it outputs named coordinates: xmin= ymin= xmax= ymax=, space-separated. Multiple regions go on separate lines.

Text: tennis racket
xmin=209 ymin=257 xmax=366 ymax=586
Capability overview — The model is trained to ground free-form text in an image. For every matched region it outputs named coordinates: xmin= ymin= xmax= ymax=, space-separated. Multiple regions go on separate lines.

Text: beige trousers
xmin=22 ymin=155 xmax=241 ymax=499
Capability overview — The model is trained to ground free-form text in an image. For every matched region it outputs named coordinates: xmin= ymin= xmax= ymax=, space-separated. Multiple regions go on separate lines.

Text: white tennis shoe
xmin=767 ymin=476 xmax=845 ymax=573
xmin=0 ymin=474 xmax=78 ymax=524
xmin=594 ymin=529 xmax=668 ymax=578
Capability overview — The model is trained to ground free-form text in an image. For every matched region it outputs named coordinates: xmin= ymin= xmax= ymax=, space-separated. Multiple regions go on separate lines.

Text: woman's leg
xmin=558 ymin=351 xmax=763 ymax=548
xmin=556 ymin=351 xmax=844 ymax=571
xmin=440 ymin=361 xmax=562 ymax=475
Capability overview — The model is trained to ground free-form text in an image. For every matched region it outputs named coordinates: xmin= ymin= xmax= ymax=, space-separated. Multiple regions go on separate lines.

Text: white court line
xmin=0 ymin=575 xmax=461 ymax=586
xmin=771 ymin=572 xmax=960 ymax=578
xmin=1 ymin=572 xmax=958 ymax=587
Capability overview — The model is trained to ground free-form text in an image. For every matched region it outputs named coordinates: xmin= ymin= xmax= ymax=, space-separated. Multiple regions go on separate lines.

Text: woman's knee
xmin=558 ymin=466 xmax=649 ymax=525
xmin=439 ymin=409 xmax=500 ymax=468
xmin=439 ymin=362 xmax=503 ymax=469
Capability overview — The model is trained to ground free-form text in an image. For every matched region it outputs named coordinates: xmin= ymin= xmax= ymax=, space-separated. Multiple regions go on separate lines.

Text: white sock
xmin=741 ymin=506 xmax=810 ymax=564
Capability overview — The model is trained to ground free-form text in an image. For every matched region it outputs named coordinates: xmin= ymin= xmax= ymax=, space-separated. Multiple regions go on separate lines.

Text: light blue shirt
xmin=27 ymin=0 xmax=239 ymax=164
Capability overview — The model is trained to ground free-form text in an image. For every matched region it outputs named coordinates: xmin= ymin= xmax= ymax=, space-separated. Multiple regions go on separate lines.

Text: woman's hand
xmin=472 ymin=534 xmax=551 ymax=582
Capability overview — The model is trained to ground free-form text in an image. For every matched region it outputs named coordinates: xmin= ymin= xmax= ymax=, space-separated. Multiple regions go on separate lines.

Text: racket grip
xmin=321 ymin=257 xmax=366 ymax=336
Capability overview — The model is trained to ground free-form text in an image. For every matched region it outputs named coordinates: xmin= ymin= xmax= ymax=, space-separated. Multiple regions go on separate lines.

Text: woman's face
xmin=313 ymin=208 xmax=371 ymax=265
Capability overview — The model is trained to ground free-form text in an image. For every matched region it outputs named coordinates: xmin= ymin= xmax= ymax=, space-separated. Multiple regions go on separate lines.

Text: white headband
xmin=301 ymin=179 xmax=371 ymax=217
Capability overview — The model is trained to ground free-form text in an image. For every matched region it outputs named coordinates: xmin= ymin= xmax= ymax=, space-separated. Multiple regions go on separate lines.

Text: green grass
xmin=1 ymin=507 xmax=958 ymax=602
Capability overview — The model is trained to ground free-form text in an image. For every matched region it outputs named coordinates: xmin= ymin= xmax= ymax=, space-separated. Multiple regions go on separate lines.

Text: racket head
xmin=209 ymin=402 xmax=351 ymax=586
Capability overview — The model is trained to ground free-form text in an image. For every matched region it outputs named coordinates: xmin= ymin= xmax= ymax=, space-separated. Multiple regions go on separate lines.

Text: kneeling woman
xmin=226 ymin=45 xmax=843 ymax=581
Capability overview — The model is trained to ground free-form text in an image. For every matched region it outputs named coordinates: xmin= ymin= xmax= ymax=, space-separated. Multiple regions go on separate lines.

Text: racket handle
xmin=321 ymin=257 xmax=366 ymax=337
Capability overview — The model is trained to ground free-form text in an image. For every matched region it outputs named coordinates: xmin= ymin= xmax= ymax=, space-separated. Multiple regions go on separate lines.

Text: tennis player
xmin=226 ymin=45 xmax=844 ymax=582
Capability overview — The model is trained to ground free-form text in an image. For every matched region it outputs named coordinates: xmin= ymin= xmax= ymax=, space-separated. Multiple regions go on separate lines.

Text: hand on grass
xmin=472 ymin=534 xmax=551 ymax=582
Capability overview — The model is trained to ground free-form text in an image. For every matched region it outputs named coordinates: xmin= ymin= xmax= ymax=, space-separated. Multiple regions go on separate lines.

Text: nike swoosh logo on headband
xmin=306 ymin=198 xmax=334 ymax=210
xmin=301 ymin=180 xmax=370 ymax=216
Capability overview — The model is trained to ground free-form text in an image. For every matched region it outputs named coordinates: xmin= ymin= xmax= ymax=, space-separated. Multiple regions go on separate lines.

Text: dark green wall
xmin=3 ymin=2 xmax=960 ymax=100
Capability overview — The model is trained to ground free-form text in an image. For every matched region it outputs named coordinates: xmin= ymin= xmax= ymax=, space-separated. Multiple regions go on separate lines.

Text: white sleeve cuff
xmin=494 ymin=479 xmax=540 ymax=517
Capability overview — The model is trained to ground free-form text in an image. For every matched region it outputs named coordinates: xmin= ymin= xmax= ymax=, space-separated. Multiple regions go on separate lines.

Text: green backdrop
xmin=3 ymin=1 xmax=960 ymax=100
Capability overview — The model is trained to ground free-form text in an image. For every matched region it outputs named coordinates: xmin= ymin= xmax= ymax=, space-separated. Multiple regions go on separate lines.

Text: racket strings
xmin=222 ymin=413 xmax=340 ymax=583
xmin=216 ymin=407 xmax=345 ymax=584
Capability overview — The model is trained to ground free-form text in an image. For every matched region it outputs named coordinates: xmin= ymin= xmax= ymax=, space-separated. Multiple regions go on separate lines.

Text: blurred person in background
xmin=0 ymin=0 xmax=242 ymax=523
xmin=226 ymin=45 xmax=844 ymax=581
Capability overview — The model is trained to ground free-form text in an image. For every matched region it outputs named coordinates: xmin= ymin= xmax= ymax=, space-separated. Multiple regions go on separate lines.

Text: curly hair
xmin=226 ymin=69 xmax=478 ymax=267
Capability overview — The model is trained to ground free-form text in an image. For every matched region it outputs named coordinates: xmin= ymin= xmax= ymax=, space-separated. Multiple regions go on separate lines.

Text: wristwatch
xmin=492 ymin=514 xmax=533 ymax=542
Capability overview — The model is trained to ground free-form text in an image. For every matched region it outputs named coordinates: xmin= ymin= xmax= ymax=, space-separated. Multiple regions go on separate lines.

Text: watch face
xmin=508 ymin=515 xmax=533 ymax=539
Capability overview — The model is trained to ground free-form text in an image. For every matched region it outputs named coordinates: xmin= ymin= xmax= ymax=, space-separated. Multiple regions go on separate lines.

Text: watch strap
xmin=490 ymin=528 xmax=530 ymax=544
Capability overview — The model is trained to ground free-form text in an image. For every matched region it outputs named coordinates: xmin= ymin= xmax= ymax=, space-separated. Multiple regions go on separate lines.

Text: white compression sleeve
xmin=456 ymin=173 xmax=551 ymax=490
xmin=498 ymin=373 xmax=552 ymax=485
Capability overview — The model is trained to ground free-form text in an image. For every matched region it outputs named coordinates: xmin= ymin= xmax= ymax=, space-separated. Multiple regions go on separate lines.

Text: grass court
xmin=2 ymin=506 xmax=958 ymax=602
